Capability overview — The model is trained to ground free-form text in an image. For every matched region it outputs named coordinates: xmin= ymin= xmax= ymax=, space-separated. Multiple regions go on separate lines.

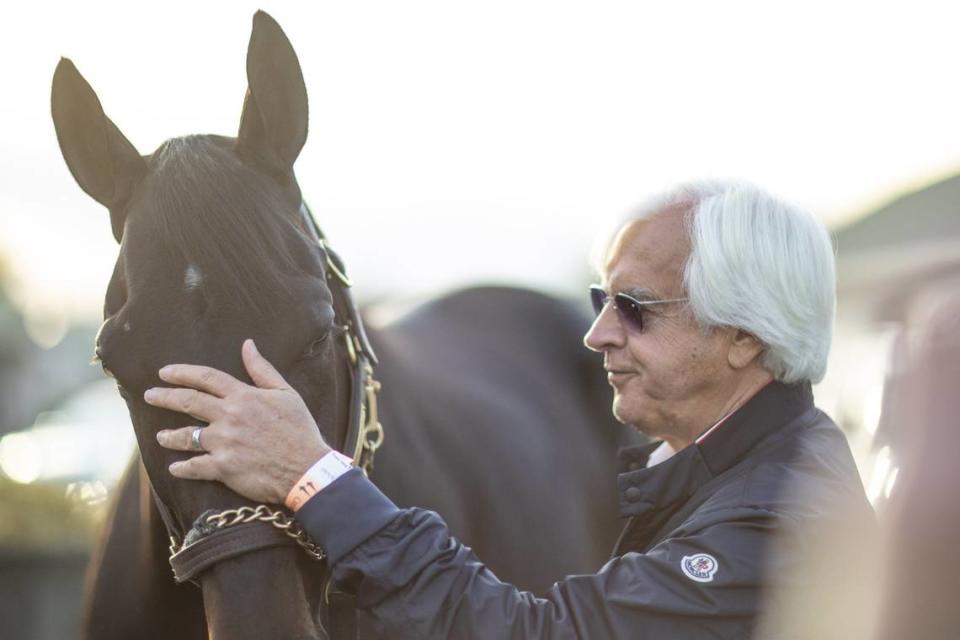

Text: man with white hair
xmin=146 ymin=181 xmax=875 ymax=638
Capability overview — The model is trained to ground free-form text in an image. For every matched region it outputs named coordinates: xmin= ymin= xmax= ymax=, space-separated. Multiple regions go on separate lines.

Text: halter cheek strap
xmin=295 ymin=202 xmax=382 ymax=469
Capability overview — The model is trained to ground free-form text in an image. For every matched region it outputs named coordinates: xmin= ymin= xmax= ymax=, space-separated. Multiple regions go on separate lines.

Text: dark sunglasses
xmin=589 ymin=285 xmax=688 ymax=332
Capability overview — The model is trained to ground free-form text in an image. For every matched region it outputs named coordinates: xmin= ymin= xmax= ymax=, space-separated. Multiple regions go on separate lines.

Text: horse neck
xmin=200 ymin=546 xmax=322 ymax=640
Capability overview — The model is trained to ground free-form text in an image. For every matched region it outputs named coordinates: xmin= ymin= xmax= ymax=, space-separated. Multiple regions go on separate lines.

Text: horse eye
xmin=302 ymin=324 xmax=346 ymax=359
xmin=301 ymin=334 xmax=330 ymax=359
xmin=93 ymin=348 xmax=117 ymax=380
xmin=93 ymin=352 xmax=129 ymax=400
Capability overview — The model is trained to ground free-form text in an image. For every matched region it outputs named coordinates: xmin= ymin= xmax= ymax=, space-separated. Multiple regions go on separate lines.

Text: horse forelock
xmin=128 ymin=135 xmax=310 ymax=318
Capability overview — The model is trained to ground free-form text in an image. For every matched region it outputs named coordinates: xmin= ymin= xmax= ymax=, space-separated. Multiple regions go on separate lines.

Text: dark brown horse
xmin=52 ymin=12 xmax=635 ymax=639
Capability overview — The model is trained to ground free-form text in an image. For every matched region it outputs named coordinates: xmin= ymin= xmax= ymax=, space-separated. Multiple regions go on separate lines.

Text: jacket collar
xmin=616 ymin=380 xmax=815 ymax=520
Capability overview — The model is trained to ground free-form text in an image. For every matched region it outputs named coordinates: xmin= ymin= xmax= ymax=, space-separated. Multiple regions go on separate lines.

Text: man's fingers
xmin=156 ymin=426 xmax=195 ymax=452
xmin=169 ymin=455 xmax=220 ymax=481
xmin=242 ymin=339 xmax=289 ymax=390
xmin=158 ymin=364 xmax=242 ymax=398
xmin=156 ymin=426 xmax=219 ymax=452
xmin=144 ymin=387 xmax=221 ymax=421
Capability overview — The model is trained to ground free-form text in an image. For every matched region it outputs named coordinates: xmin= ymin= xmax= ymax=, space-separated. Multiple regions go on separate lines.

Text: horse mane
xmin=137 ymin=135 xmax=303 ymax=317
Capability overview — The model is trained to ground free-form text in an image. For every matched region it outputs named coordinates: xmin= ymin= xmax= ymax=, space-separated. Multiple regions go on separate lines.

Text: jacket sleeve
xmin=296 ymin=469 xmax=782 ymax=639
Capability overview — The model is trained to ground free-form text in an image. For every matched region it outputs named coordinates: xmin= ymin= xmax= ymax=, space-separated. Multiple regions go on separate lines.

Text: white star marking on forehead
xmin=184 ymin=265 xmax=203 ymax=292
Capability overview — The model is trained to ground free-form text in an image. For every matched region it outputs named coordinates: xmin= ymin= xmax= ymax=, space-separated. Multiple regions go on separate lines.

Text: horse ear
xmin=237 ymin=10 xmax=308 ymax=180
xmin=51 ymin=58 xmax=146 ymax=243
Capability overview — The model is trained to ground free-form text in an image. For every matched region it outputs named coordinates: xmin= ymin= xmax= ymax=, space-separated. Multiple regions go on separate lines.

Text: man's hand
xmin=144 ymin=339 xmax=332 ymax=504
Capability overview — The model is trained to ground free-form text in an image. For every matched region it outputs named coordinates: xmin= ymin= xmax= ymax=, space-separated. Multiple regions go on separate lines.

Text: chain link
xmin=203 ymin=505 xmax=326 ymax=561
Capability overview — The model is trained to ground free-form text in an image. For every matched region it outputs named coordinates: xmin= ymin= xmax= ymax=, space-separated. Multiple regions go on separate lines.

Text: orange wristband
xmin=284 ymin=450 xmax=354 ymax=511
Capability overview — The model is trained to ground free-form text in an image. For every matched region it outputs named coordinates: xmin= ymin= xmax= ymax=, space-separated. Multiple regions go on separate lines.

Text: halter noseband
xmin=150 ymin=202 xmax=384 ymax=586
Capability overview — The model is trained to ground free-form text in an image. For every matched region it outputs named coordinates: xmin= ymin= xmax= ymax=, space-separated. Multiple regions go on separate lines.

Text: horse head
xmin=52 ymin=11 xmax=349 ymax=638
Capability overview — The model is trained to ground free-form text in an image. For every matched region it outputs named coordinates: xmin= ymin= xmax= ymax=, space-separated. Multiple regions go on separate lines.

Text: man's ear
xmin=728 ymin=329 xmax=765 ymax=370
xmin=51 ymin=57 xmax=146 ymax=242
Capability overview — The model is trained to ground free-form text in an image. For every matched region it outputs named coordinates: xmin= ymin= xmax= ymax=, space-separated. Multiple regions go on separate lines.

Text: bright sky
xmin=2 ymin=0 xmax=959 ymax=331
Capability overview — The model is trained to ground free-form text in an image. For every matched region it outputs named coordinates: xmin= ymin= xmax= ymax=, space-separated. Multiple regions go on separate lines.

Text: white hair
xmin=617 ymin=181 xmax=836 ymax=384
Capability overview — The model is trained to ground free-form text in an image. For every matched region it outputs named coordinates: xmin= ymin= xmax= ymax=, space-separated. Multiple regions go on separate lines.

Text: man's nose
xmin=583 ymin=303 xmax=625 ymax=352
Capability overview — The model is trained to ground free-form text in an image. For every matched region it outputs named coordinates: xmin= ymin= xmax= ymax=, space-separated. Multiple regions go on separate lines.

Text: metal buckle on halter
xmin=351 ymin=362 xmax=384 ymax=476
xmin=320 ymin=239 xmax=352 ymax=288
xmin=342 ymin=328 xmax=358 ymax=366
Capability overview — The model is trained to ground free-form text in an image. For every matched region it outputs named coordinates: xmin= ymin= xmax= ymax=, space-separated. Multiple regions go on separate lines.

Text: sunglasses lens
xmin=589 ymin=286 xmax=607 ymax=316
xmin=614 ymin=294 xmax=645 ymax=332
xmin=590 ymin=287 xmax=645 ymax=332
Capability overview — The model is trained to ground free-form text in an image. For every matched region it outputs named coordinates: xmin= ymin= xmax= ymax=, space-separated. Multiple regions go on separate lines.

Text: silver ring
xmin=190 ymin=427 xmax=205 ymax=452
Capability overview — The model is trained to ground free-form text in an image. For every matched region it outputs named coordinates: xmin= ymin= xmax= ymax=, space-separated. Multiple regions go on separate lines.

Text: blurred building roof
xmin=834 ymin=173 xmax=960 ymax=323
xmin=835 ymin=174 xmax=960 ymax=253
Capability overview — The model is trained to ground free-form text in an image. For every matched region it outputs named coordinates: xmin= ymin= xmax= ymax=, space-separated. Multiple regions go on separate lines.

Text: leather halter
xmin=148 ymin=201 xmax=383 ymax=586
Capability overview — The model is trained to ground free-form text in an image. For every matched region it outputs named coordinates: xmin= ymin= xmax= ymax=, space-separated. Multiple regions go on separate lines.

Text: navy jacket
xmin=296 ymin=381 xmax=875 ymax=638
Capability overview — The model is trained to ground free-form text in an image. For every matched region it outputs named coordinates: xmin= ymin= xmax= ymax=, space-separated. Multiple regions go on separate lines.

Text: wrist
xmin=284 ymin=449 xmax=353 ymax=511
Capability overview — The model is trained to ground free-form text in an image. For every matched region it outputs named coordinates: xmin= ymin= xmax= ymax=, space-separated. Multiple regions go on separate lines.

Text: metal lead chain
xmin=204 ymin=505 xmax=325 ymax=561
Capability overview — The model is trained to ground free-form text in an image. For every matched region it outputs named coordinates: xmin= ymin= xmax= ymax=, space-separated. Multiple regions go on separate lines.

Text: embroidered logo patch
xmin=681 ymin=553 xmax=719 ymax=583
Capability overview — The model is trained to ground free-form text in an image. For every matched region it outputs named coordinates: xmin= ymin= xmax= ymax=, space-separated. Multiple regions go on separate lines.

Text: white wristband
xmin=284 ymin=450 xmax=354 ymax=511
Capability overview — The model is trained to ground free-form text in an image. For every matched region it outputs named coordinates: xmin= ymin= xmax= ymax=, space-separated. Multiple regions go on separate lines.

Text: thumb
xmin=242 ymin=339 xmax=289 ymax=390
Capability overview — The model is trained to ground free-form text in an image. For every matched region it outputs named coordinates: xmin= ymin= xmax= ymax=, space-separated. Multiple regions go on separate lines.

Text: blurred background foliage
xmin=0 ymin=476 xmax=106 ymax=550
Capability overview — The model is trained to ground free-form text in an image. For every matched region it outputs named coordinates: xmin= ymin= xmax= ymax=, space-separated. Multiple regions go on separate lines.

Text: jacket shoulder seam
xmin=687 ymin=503 xmax=800 ymax=525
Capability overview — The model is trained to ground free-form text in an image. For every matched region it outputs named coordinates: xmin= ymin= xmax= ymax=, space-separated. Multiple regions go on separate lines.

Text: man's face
xmin=584 ymin=209 xmax=737 ymax=448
